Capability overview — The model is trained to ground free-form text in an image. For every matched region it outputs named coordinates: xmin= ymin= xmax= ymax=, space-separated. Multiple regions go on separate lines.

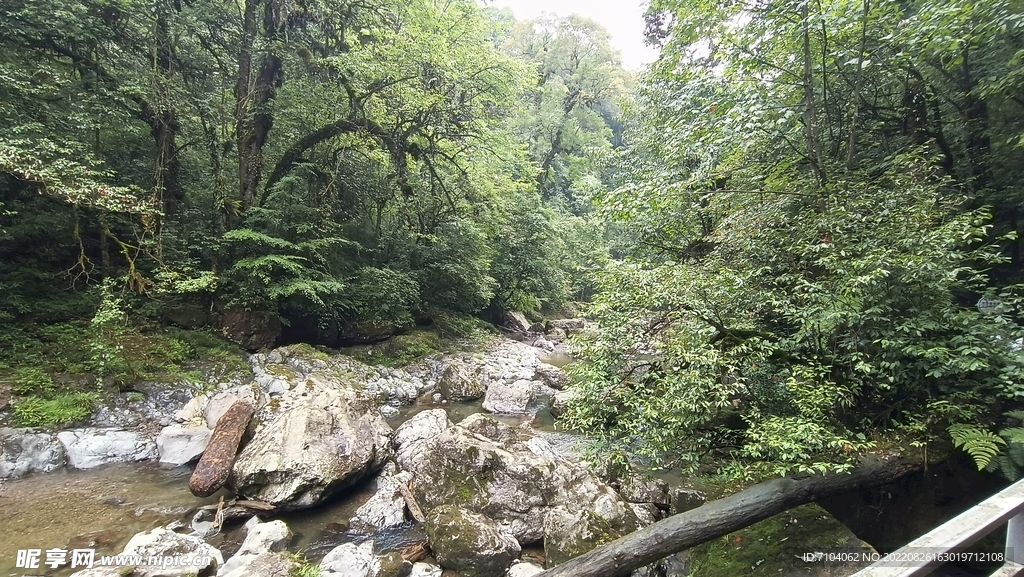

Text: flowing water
xmin=0 ymin=397 xmax=581 ymax=576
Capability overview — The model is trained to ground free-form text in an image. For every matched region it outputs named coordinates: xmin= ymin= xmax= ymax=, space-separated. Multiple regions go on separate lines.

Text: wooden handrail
xmin=850 ymin=478 xmax=1024 ymax=577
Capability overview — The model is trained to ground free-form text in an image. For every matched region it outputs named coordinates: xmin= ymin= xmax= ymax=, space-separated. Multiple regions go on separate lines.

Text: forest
xmin=3 ymin=0 xmax=1024 ymax=548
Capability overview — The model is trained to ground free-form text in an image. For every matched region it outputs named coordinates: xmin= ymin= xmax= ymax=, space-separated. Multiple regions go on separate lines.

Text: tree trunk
xmin=801 ymin=2 xmax=827 ymax=189
xmin=236 ymin=0 xmax=283 ymax=214
xmin=845 ymin=0 xmax=870 ymax=173
xmin=537 ymin=451 xmax=925 ymax=577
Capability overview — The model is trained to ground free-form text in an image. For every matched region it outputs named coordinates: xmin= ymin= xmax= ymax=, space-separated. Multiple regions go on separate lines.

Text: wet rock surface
xmin=57 ymin=428 xmax=157 ymax=469
xmin=0 ymin=427 xmax=65 ymax=478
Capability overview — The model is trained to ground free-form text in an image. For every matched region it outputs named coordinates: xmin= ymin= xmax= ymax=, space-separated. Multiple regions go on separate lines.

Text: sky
xmin=482 ymin=0 xmax=660 ymax=71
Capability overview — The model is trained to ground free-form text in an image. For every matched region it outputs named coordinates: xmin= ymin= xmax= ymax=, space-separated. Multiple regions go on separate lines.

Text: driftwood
xmin=400 ymin=481 xmax=426 ymax=523
xmin=538 ymin=452 xmax=926 ymax=577
xmin=189 ymin=400 xmax=255 ymax=497
xmin=197 ymin=498 xmax=276 ymax=523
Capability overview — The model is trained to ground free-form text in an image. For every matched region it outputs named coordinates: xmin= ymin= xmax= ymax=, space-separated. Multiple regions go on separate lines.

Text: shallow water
xmin=0 ymin=400 xmax=567 ymax=575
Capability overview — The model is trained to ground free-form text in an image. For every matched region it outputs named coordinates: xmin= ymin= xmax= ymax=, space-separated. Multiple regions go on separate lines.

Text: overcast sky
xmin=482 ymin=0 xmax=659 ymax=71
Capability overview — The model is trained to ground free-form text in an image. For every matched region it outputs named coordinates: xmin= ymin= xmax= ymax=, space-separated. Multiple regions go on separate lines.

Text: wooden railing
xmin=850 ymin=478 xmax=1024 ymax=577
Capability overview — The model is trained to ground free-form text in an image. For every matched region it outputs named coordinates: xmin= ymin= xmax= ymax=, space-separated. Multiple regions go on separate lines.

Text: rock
xmin=57 ymin=428 xmax=156 ymax=469
xmin=218 ymin=519 xmax=291 ymax=575
xmin=173 ymin=393 xmax=209 ymax=423
xmin=543 ymin=505 xmax=631 ymax=567
xmin=220 ymin=307 xmax=281 ymax=351
xmin=549 ymin=389 xmax=576 ymax=417
xmin=619 ymin=475 xmax=670 ymax=509
xmin=437 ymin=364 xmax=484 ymax=401
xmin=425 ymin=505 xmax=520 ymax=577
xmin=660 ymin=551 xmax=690 ymax=577
xmin=229 ymin=374 xmax=393 ymax=510
xmin=352 ymin=470 xmax=413 ymax=530
xmin=0 ymin=428 xmax=65 ymax=478
xmin=532 ymin=336 xmax=555 ymax=352
xmin=545 ymin=318 xmax=586 ymax=334
xmin=505 ymin=311 xmax=531 ymax=332
xmin=528 ymin=322 xmax=546 ymax=333
xmin=397 ymin=413 xmax=638 ymax=543
xmin=670 ymin=488 xmax=707 ymax=514
xmin=220 ymin=552 xmax=297 ymax=577
xmin=205 ymin=385 xmax=262 ymax=429
xmin=545 ymin=327 xmax=567 ymax=341
xmin=508 ymin=562 xmax=545 ymax=577
xmin=70 ymin=527 xmax=223 ymax=576
xmin=156 ymin=424 xmax=212 ymax=465
xmin=409 ymin=562 xmax=442 ymax=577
xmin=320 ymin=541 xmax=411 ymax=577
xmin=393 ymin=409 xmax=453 ymax=471
xmin=481 ymin=379 xmax=534 ymax=414
xmin=533 ymin=363 xmax=569 ymax=390
xmin=190 ymin=399 xmax=254 ymax=497
xmin=459 ymin=413 xmax=519 ymax=445
xmin=630 ymin=502 xmax=661 ymax=525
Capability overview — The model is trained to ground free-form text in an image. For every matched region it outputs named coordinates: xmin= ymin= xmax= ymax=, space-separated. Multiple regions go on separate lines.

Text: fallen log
xmin=538 ymin=451 xmax=926 ymax=577
xmin=189 ymin=399 xmax=254 ymax=497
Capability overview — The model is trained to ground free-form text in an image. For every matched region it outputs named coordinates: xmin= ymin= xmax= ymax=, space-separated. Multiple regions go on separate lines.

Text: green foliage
xmin=12 ymin=367 xmax=55 ymax=396
xmin=565 ymin=0 xmax=1024 ymax=478
xmin=13 ymin=391 xmax=99 ymax=427
xmin=949 ymin=424 xmax=1006 ymax=471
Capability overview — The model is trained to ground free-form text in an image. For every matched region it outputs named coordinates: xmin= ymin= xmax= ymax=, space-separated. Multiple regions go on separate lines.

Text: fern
xmin=949 ymin=423 xmax=1005 ymax=470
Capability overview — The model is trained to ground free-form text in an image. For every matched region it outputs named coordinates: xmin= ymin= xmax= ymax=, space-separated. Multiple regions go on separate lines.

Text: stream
xmin=0 ymin=350 xmax=591 ymax=577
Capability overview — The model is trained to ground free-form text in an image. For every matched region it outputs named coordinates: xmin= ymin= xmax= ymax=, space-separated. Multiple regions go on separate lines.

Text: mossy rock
xmin=425 ymin=505 xmax=520 ymax=577
xmin=689 ymin=503 xmax=875 ymax=577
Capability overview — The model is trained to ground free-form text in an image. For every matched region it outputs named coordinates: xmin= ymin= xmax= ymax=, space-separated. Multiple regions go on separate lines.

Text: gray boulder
xmin=619 ymin=474 xmax=671 ymax=509
xmin=320 ymin=541 xmax=410 ymax=577
xmin=156 ymin=424 xmax=212 ymax=465
xmin=70 ymin=527 xmax=223 ymax=576
xmin=220 ymin=553 xmax=296 ymax=577
xmin=205 ymin=385 xmax=263 ymax=430
xmin=229 ymin=374 xmax=393 ymax=510
xmin=545 ymin=318 xmax=586 ymax=334
xmin=543 ymin=505 xmax=630 ymax=567
xmin=218 ymin=519 xmax=291 ymax=576
xmin=57 ymin=428 xmax=156 ymax=469
xmin=549 ymin=389 xmax=576 ymax=417
xmin=393 ymin=409 xmax=453 ymax=470
xmin=396 ymin=413 xmax=638 ymax=543
xmin=481 ymin=379 xmax=535 ymax=414
xmin=409 ymin=563 xmax=442 ymax=577
xmin=425 ymin=505 xmax=520 ymax=577
xmin=437 ymin=363 xmax=485 ymax=401
xmin=0 ymin=428 xmax=65 ymax=478
xmin=533 ymin=363 xmax=569 ymax=390
xmin=508 ymin=562 xmax=545 ymax=577
xmin=351 ymin=469 xmax=413 ymax=530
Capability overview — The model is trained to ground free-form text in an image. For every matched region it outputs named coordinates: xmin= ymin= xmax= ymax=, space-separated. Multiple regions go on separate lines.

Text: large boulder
xmin=532 ymin=363 xmax=569 ymax=390
xmin=156 ymin=424 xmax=212 ymax=465
xmin=70 ymin=527 xmax=223 ymax=577
xmin=481 ymin=379 xmax=535 ymax=414
xmin=351 ymin=468 xmax=413 ymax=531
xmin=229 ymin=373 xmax=393 ymax=510
xmin=395 ymin=413 xmax=638 ymax=543
xmin=57 ymin=428 xmax=156 ymax=469
xmin=543 ymin=506 xmax=626 ymax=567
xmin=545 ymin=318 xmax=586 ymax=334
xmin=0 ymin=428 xmax=65 ymax=478
xmin=425 ymin=505 xmax=520 ymax=577
xmin=437 ymin=363 xmax=485 ymax=401
xmin=320 ymin=541 xmax=411 ymax=577
xmin=218 ymin=519 xmax=292 ymax=576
